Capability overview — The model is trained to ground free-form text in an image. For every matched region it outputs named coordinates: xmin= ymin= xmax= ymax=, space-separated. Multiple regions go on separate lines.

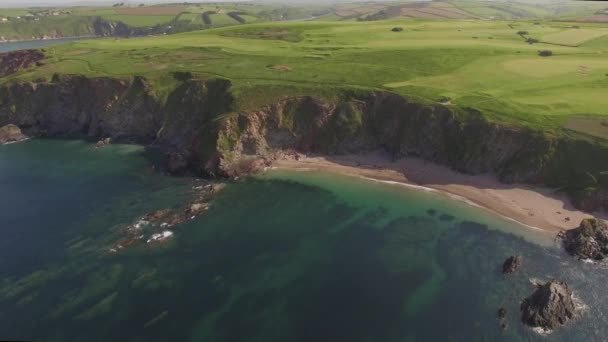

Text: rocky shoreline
xmin=561 ymin=218 xmax=608 ymax=260
xmin=0 ymin=70 xmax=605 ymax=213
xmin=0 ymin=124 xmax=28 ymax=145
xmin=0 ymin=35 xmax=95 ymax=44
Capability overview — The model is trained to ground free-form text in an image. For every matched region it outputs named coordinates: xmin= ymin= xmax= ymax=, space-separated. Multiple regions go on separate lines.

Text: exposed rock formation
xmin=563 ymin=218 xmax=608 ymax=260
xmin=1 ymin=75 xmax=607 ymax=210
xmin=110 ymin=181 xmax=222 ymax=253
xmin=0 ymin=124 xmax=27 ymax=144
xmin=92 ymin=17 xmax=152 ymax=37
xmin=520 ymin=280 xmax=575 ymax=331
xmin=0 ymin=49 xmax=45 ymax=77
xmin=502 ymin=255 xmax=523 ymax=274
xmin=95 ymin=137 xmax=112 ymax=148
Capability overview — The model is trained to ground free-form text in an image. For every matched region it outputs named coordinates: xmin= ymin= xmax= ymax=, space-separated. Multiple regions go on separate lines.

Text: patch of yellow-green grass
xmin=541 ymin=28 xmax=608 ymax=46
xmin=501 ymin=57 xmax=608 ymax=78
xmin=0 ymin=9 xmax=31 ymax=17
xmin=209 ymin=13 xmax=238 ymax=27
xmin=102 ymin=14 xmax=175 ymax=27
xmin=239 ymin=15 xmax=260 ymax=24
xmin=564 ymin=117 xmax=608 ymax=139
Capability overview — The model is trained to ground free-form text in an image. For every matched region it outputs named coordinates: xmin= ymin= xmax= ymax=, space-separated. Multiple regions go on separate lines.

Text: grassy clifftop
xmin=4 ymin=19 xmax=608 ymax=139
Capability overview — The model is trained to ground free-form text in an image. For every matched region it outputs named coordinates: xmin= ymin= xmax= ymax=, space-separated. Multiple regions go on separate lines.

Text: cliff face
xmin=1 ymin=75 xmax=607 ymax=211
xmin=0 ymin=75 xmax=162 ymax=141
xmin=223 ymin=93 xmax=558 ymax=183
xmin=91 ymin=17 xmax=155 ymax=38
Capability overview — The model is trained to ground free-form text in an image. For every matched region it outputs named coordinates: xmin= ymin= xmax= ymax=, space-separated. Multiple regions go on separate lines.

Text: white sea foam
xmin=356 ymin=175 xmax=439 ymax=193
xmin=146 ymin=230 xmax=174 ymax=243
xmin=356 ymin=175 xmax=546 ymax=232
xmin=532 ymin=326 xmax=552 ymax=336
xmin=2 ymin=137 xmax=30 ymax=145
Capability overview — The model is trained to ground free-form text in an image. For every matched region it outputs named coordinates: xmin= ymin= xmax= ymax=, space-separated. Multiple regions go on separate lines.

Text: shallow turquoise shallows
xmin=0 ymin=139 xmax=605 ymax=341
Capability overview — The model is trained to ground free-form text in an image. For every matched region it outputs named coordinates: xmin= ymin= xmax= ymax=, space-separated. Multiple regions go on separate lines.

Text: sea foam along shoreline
xmin=271 ymin=150 xmax=606 ymax=234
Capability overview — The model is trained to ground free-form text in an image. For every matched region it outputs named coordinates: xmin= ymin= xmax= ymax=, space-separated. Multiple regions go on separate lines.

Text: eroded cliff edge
xmin=1 ymin=74 xmax=607 ymax=211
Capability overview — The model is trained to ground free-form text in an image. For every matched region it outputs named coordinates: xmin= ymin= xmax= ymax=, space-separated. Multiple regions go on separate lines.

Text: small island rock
xmin=0 ymin=124 xmax=28 ymax=145
xmin=502 ymin=255 xmax=523 ymax=274
xmin=520 ymin=280 xmax=575 ymax=331
xmin=563 ymin=218 xmax=608 ymax=260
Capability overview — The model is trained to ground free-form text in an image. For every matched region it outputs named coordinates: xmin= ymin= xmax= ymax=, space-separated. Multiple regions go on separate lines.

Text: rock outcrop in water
xmin=520 ymin=280 xmax=576 ymax=331
xmin=563 ymin=218 xmax=608 ymax=260
xmin=109 ymin=182 xmax=224 ymax=253
xmin=0 ymin=74 xmax=607 ymax=210
xmin=0 ymin=124 xmax=27 ymax=144
xmin=502 ymin=255 xmax=523 ymax=274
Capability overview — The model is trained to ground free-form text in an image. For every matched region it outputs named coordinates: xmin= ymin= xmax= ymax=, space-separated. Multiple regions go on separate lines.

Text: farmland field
xmin=209 ymin=13 xmax=239 ymax=27
xmin=115 ymin=6 xmax=184 ymax=16
xmin=541 ymin=28 xmax=608 ymax=46
xmin=102 ymin=14 xmax=175 ymax=27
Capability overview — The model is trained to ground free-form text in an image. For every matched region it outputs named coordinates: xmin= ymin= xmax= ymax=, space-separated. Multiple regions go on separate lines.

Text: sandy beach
xmin=272 ymin=151 xmax=605 ymax=233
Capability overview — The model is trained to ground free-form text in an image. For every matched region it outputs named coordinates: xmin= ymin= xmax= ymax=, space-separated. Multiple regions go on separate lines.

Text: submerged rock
xmin=498 ymin=307 xmax=507 ymax=319
xmin=187 ymin=202 xmax=209 ymax=216
xmin=520 ymin=280 xmax=576 ymax=331
xmin=0 ymin=124 xmax=28 ymax=145
xmin=563 ymin=218 xmax=608 ymax=260
xmin=502 ymin=255 xmax=523 ymax=274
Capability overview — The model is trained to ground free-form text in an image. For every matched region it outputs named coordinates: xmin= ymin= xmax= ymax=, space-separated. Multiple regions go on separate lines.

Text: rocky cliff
xmin=1 ymin=74 xmax=607 ymax=211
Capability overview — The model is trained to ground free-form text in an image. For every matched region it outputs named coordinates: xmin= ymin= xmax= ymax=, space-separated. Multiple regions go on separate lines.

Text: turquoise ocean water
xmin=0 ymin=139 xmax=607 ymax=341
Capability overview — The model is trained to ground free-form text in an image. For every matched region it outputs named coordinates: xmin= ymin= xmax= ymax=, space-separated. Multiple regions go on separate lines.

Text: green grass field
xmin=209 ymin=13 xmax=239 ymax=27
xmin=101 ymin=14 xmax=175 ymax=27
xmin=0 ymin=3 xmax=275 ymax=39
xmin=0 ymin=9 xmax=31 ymax=17
xmin=4 ymin=14 xmax=608 ymax=138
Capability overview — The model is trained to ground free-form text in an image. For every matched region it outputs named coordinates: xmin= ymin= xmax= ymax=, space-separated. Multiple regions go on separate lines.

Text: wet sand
xmin=272 ymin=151 xmax=605 ymax=233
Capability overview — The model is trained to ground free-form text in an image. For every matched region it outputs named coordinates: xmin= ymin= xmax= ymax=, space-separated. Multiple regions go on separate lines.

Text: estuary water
xmin=1 ymin=139 xmax=607 ymax=341
xmin=0 ymin=37 xmax=90 ymax=53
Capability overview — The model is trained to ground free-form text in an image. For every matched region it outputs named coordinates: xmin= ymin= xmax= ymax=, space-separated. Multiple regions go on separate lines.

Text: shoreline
xmin=271 ymin=151 xmax=605 ymax=233
xmin=0 ymin=35 xmax=96 ymax=44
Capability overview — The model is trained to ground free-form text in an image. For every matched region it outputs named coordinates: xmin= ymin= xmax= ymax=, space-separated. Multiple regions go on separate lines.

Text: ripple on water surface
xmin=0 ymin=140 xmax=606 ymax=341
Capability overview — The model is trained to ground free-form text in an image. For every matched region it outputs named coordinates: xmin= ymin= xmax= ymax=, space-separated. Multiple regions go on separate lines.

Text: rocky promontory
xmin=0 ymin=124 xmax=28 ymax=145
xmin=0 ymin=49 xmax=44 ymax=78
xmin=563 ymin=218 xmax=608 ymax=260
xmin=520 ymin=280 xmax=576 ymax=331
